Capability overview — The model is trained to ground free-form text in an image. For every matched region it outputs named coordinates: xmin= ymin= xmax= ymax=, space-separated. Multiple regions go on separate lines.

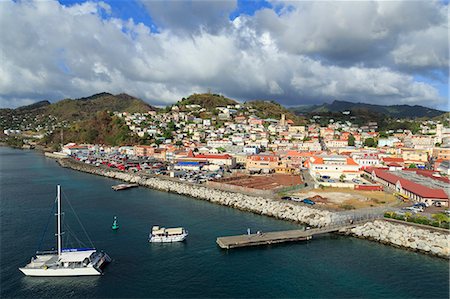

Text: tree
xmin=162 ymin=129 xmax=173 ymax=139
xmin=364 ymin=137 xmax=377 ymax=147
xmin=432 ymin=213 xmax=449 ymax=226
xmin=404 ymin=212 xmax=412 ymax=221
xmin=348 ymin=134 xmax=355 ymax=146
xmin=379 ymin=131 xmax=388 ymax=138
xmin=175 ymin=140 xmax=183 ymax=146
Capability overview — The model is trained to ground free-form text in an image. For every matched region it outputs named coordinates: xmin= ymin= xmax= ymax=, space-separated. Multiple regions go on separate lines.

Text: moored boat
xmin=19 ymin=185 xmax=111 ymax=277
xmin=149 ymin=226 xmax=188 ymax=243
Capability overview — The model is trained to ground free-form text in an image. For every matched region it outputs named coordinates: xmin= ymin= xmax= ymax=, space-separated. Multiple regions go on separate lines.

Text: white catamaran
xmin=19 ymin=185 xmax=111 ymax=277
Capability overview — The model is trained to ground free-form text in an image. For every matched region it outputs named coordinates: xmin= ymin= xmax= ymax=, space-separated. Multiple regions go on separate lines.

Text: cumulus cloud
xmin=139 ymin=0 xmax=238 ymax=34
xmin=0 ymin=0 xmax=447 ymax=109
xmin=245 ymin=0 xmax=447 ymax=70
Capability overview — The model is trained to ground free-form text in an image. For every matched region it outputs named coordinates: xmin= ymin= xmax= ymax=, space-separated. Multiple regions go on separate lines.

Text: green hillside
xmin=176 ymin=93 xmax=238 ymax=111
xmin=46 ymin=93 xmax=155 ymax=121
xmin=290 ymin=100 xmax=446 ymax=119
xmin=42 ymin=110 xmax=138 ymax=147
xmin=0 ymin=93 xmax=155 ymax=131
xmin=245 ymin=100 xmax=306 ymax=125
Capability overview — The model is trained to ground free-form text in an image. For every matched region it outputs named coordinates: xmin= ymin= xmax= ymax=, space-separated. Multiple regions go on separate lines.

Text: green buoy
xmin=112 ymin=216 xmax=119 ymax=230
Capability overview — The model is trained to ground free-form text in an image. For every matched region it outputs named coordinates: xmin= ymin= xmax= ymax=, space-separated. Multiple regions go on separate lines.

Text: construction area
xmin=288 ymin=188 xmax=398 ymax=210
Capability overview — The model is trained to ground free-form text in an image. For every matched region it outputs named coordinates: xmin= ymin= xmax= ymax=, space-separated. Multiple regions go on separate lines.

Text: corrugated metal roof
xmin=373 ymin=169 xmax=448 ymax=200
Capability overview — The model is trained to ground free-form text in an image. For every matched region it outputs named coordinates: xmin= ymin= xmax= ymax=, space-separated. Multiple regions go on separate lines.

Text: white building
xmin=306 ymin=155 xmax=361 ymax=180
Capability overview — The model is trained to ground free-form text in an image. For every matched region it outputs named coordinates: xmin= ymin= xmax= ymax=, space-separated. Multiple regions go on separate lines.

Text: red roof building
xmin=370 ymin=168 xmax=448 ymax=206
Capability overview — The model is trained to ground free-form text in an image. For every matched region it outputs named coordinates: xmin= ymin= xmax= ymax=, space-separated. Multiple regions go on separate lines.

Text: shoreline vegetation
xmin=52 ymin=154 xmax=449 ymax=259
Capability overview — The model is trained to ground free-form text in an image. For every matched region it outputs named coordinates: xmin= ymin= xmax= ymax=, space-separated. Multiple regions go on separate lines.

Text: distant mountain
xmin=176 ymin=93 xmax=238 ymax=111
xmin=290 ymin=100 xmax=446 ymax=118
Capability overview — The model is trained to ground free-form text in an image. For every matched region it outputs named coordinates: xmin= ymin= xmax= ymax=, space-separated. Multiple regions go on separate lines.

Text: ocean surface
xmin=0 ymin=147 xmax=448 ymax=298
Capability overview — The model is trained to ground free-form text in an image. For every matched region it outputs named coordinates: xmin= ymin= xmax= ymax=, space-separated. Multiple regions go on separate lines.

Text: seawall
xmin=343 ymin=220 xmax=450 ymax=259
xmin=58 ymin=158 xmax=334 ymax=227
xmin=57 ymin=158 xmax=449 ymax=258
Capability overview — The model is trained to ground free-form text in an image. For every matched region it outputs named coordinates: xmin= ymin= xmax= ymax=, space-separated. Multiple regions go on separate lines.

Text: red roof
xmin=387 ymin=162 xmax=402 ymax=167
xmin=404 ymin=168 xmax=450 ymax=184
xmin=346 ymin=158 xmax=359 ymax=166
xmin=372 ymin=169 xmax=448 ymax=200
xmin=382 ymin=157 xmax=404 ymax=163
xmin=249 ymin=155 xmax=279 ymax=162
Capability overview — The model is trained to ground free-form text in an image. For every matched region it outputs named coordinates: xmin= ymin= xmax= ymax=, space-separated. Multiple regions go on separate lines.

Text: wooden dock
xmin=216 ymin=224 xmax=357 ymax=249
xmin=111 ymin=184 xmax=138 ymax=191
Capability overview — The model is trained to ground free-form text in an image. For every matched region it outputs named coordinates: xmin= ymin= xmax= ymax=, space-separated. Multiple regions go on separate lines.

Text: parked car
xmin=413 ymin=202 xmax=428 ymax=208
xmin=281 ymin=196 xmax=291 ymax=200
xmin=406 ymin=206 xmax=423 ymax=213
xmin=302 ymin=199 xmax=315 ymax=205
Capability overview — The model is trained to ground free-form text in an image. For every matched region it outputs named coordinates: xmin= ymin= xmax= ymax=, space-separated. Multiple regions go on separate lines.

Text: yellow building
xmin=401 ymin=148 xmax=429 ymax=165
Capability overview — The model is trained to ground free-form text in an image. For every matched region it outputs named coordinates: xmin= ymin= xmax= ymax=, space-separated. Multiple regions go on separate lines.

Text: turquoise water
xmin=1 ymin=147 xmax=448 ymax=298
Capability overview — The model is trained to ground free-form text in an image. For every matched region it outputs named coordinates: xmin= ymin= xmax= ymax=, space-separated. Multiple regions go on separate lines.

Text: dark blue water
xmin=1 ymin=147 xmax=448 ymax=298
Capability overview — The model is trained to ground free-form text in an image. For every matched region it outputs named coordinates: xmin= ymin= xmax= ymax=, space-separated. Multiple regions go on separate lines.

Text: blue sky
xmin=1 ymin=0 xmax=448 ymax=109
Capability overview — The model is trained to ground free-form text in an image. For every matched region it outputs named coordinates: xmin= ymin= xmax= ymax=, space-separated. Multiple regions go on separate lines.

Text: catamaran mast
xmin=56 ymin=185 xmax=62 ymax=256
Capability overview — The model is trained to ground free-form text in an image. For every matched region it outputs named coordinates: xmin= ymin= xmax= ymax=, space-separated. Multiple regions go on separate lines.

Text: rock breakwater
xmin=58 ymin=159 xmax=333 ymax=227
xmin=345 ymin=220 xmax=450 ymax=258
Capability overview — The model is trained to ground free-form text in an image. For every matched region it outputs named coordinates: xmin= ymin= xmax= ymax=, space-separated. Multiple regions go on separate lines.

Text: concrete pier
xmin=216 ymin=224 xmax=357 ymax=249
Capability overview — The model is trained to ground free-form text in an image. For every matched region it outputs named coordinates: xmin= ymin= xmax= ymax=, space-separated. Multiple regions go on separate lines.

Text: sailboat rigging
xmin=19 ymin=185 xmax=111 ymax=276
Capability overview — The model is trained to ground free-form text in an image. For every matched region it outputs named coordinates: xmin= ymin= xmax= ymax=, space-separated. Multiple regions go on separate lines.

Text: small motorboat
xmin=149 ymin=226 xmax=188 ymax=243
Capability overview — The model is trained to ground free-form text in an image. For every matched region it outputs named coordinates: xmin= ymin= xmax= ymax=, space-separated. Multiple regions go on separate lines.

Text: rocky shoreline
xmin=58 ymin=158 xmax=334 ymax=227
xmin=345 ymin=220 xmax=450 ymax=259
xmin=57 ymin=158 xmax=449 ymax=259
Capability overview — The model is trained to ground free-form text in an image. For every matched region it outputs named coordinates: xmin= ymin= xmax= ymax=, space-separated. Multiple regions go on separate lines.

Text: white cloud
xmin=139 ymin=0 xmax=237 ymax=34
xmin=0 ymin=0 xmax=447 ymax=110
xmin=246 ymin=0 xmax=447 ymax=70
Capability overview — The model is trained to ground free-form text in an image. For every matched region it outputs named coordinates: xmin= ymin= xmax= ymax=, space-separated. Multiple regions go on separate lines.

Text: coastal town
xmin=2 ymin=0 xmax=449 ymax=296
xmin=26 ymin=99 xmax=448 ymax=225
xmin=2 ymin=94 xmax=450 ymax=258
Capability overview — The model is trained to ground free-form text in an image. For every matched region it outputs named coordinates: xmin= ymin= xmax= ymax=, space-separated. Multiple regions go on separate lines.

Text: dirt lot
xmin=216 ymin=174 xmax=302 ymax=190
xmin=290 ymin=187 xmax=399 ymax=210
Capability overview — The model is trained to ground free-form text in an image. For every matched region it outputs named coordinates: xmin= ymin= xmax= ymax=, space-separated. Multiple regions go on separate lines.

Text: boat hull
xmin=19 ymin=266 xmax=102 ymax=277
xmin=149 ymin=234 xmax=188 ymax=243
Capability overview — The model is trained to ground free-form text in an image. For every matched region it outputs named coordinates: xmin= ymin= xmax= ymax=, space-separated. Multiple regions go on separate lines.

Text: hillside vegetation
xmin=42 ymin=111 xmax=138 ymax=146
xmin=245 ymin=100 xmax=306 ymax=125
xmin=46 ymin=93 xmax=155 ymax=122
xmin=176 ymin=93 xmax=238 ymax=111
xmin=290 ymin=100 xmax=446 ymax=119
